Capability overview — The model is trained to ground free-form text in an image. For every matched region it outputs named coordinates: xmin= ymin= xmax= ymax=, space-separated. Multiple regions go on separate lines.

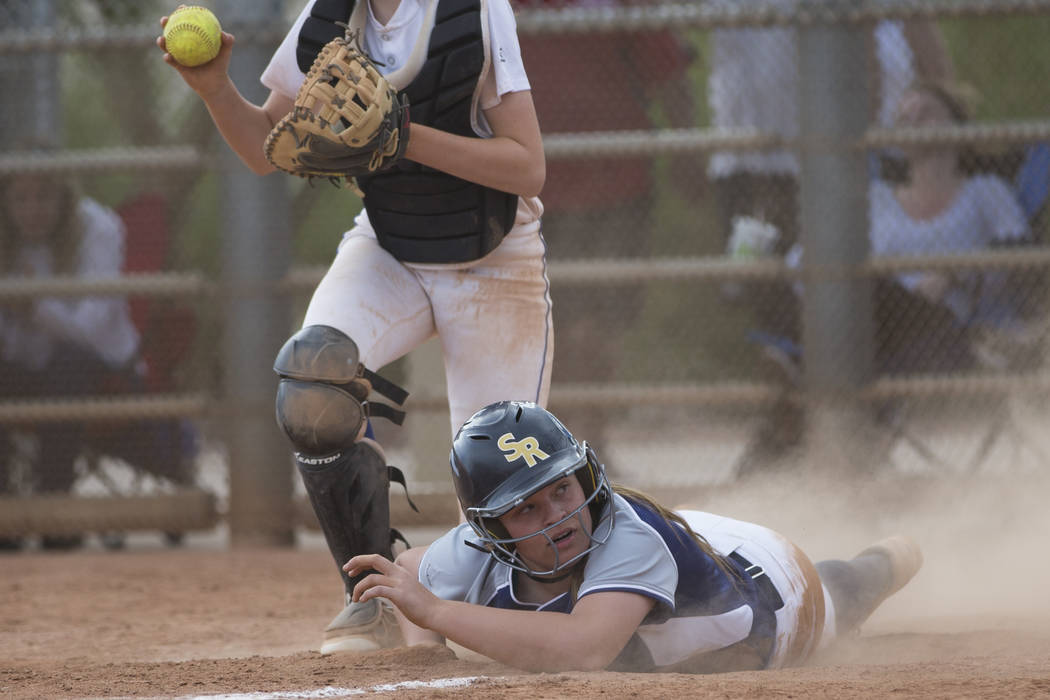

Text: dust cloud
xmin=592 ymin=400 xmax=1050 ymax=667
xmin=688 ymin=446 xmax=1050 ymax=639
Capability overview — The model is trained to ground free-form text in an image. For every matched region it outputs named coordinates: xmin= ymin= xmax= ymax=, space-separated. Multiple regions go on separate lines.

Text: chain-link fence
xmin=2 ymin=0 xmax=1049 ymax=549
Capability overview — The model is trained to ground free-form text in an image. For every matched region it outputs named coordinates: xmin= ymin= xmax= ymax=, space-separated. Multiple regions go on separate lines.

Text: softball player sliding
xmin=346 ymin=401 xmax=924 ymax=672
xmin=158 ymin=0 xmax=551 ymax=653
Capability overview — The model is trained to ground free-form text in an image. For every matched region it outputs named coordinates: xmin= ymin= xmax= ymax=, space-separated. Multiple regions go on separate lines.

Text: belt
xmin=729 ymin=550 xmax=785 ymax=612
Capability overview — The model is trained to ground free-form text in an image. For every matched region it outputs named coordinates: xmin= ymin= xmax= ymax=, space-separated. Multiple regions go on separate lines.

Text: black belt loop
xmin=730 ymin=550 xmax=785 ymax=612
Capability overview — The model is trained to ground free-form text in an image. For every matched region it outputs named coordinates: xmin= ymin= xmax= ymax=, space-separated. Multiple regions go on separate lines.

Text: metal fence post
xmin=0 ymin=0 xmax=59 ymax=147
xmin=797 ymin=3 xmax=876 ymax=473
xmin=216 ymin=0 xmax=295 ymax=546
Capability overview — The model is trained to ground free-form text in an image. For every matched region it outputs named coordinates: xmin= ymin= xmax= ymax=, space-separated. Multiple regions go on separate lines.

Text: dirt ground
xmin=3 ymin=472 xmax=1050 ymax=699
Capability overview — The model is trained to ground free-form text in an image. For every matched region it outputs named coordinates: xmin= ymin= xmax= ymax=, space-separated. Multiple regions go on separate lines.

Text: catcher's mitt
xmin=264 ymin=31 xmax=409 ymax=180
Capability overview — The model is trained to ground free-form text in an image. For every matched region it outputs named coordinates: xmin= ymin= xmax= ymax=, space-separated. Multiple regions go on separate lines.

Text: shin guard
xmin=296 ymin=439 xmax=393 ymax=602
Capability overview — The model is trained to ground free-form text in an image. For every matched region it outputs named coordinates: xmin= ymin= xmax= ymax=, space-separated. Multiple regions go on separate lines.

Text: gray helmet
xmin=449 ymin=401 xmax=613 ymax=576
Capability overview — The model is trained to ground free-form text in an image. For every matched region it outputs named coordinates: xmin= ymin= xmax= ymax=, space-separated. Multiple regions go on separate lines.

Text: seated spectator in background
xmin=709 ymin=1 xmax=955 ymax=341
xmin=868 ymin=80 xmax=1030 ymax=374
xmin=0 ymin=172 xmax=195 ymax=549
xmin=738 ymin=80 xmax=1031 ymax=477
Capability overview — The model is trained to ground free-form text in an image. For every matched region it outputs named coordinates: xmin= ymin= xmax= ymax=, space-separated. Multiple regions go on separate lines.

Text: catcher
xmin=157 ymin=0 xmax=550 ymax=654
xmin=346 ymin=401 xmax=925 ymax=673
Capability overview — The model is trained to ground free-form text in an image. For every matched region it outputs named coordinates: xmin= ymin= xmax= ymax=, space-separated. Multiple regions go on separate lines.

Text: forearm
xmin=404 ymin=124 xmax=544 ymax=198
xmin=425 ymin=600 xmax=611 ymax=672
xmin=350 ymin=554 xmax=646 ymax=671
xmin=198 ymin=81 xmax=282 ymax=175
xmin=904 ymin=20 xmax=955 ymax=83
xmin=158 ymin=27 xmax=281 ymax=175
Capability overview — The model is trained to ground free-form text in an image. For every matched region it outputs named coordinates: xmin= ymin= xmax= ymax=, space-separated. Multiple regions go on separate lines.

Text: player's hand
xmin=346 ymin=553 xmax=441 ymax=629
xmin=156 ymin=14 xmax=235 ymax=99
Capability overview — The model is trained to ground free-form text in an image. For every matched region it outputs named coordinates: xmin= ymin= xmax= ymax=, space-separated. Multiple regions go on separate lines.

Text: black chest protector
xmin=296 ymin=0 xmax=519 ymax=264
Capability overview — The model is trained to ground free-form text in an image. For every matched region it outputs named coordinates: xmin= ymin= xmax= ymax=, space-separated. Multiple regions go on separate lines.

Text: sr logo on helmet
xmin=497 ymin=432 xmax=549 ymax=467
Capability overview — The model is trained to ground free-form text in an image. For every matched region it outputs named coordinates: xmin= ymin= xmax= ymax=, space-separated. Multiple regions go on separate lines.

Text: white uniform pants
xmin=302 ymin=204 xmax=553 ymax=435
xmin=679 ymin=510 xmax=836 ymax=669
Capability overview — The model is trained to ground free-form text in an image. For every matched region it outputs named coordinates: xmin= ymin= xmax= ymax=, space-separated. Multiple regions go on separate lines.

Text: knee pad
xmin=274 ymin=325 xmax=408 ymax=456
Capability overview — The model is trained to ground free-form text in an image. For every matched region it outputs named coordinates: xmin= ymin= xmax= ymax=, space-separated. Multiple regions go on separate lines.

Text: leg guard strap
xmin=388 ymin=465 xmax=419 ymax=513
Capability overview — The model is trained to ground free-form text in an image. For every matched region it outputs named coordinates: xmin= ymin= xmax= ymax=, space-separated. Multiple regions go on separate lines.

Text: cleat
xmin=856 ymin=535 xmax=923 ymax=602
xmin=320 ymin=598 xmax=403 ymax=654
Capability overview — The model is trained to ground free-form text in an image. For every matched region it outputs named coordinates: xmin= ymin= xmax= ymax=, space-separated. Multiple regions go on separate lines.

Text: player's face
xmin=499 ymin=476 xmax=592 ymax=573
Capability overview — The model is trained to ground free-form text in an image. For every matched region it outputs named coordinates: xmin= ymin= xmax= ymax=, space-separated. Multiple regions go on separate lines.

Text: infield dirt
xmin=2 ymin=471 xmax=1049 ymax=699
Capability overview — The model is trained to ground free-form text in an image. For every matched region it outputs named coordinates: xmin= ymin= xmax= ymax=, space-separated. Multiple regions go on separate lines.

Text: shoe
xmin=320 ymin=598 xmax=403 ymax=655
xmin=856 ymin=535 xmax=923 ymax=602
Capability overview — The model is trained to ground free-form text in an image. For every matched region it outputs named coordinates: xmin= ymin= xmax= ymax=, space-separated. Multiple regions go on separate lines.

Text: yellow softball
xmin=164 ymin=5 xmax=222 ymax=68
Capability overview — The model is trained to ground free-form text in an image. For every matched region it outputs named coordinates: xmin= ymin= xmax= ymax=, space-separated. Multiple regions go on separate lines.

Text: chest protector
xmin=297 ymin=0 xmax=519 ymax=264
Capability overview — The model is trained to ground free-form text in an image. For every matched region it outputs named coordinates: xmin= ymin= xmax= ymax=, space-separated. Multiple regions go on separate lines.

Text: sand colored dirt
xmin=2 ymin=472 xmax=1049 ymax=699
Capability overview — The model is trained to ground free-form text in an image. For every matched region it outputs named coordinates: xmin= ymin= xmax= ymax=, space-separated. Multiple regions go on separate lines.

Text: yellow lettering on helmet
xmin=497 ymin=432 xmax=550 ymax=467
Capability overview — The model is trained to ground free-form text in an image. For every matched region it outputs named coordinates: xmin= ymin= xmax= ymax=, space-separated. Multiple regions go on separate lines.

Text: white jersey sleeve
xmin=478 ymin=0 xmax=530 ymax=110
xmin=418 ymin=523 xmax=501 ymax=604
xmin=577 ymin=493 xmax=678 ymax=609
xmin=260 ymin=0 xmax=316 ymax=100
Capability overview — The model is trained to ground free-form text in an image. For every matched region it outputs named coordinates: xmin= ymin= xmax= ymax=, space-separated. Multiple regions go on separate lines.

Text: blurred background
xmin=1 ymin=0 xmax=1049 ymax=552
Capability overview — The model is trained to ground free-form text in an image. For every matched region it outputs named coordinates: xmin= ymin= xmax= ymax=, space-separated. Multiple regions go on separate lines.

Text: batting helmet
xmin=449 ymin=401 xmax=614 ymax=576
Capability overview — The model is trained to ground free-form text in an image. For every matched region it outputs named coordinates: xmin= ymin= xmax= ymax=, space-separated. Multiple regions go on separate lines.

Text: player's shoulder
xmin=418 ymin=523 xmax=498 ymax=602
xmin=580 ymin=494 xmax=679 ymax=601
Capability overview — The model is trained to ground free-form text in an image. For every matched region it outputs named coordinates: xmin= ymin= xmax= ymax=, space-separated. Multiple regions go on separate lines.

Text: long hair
xmin=0 ymin=173 xmax=82 ymax=275
xmin=612 ymin=484 xmax=739 ymax=580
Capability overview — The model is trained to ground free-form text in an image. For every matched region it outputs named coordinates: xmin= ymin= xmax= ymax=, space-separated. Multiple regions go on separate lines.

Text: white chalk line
xmin=93 ymin=675 xmax=496 ymax=700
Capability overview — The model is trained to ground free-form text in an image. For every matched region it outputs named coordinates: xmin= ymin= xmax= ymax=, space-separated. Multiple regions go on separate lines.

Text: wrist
xmin=196 ymin=75 xmax=235 ymax=103
xmin=421 ymin=597 xmax=451 ymax=635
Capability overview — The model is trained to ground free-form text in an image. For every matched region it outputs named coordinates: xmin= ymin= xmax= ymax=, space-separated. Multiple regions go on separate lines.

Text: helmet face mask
xmin=450 ymin=401 xmax=615 ymax=578
xmin=467 ymin=458 xmax=614 ymax=577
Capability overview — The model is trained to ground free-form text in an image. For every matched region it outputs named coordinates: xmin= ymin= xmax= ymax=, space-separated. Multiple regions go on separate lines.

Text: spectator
xmin=708 ymin=1 xmax=955 ymax=340
xmin=0 ymin=171 xmax=195 ymax=549
xmin=738 ymin=80 xmax=1031 ymax=477
xmin=868 ymin=80 xmax=1030 ymax=374
xmin=705 ymin=6 xmax=957 ymax=476
xmin=516 ymin=0 xmax=698 ymax=467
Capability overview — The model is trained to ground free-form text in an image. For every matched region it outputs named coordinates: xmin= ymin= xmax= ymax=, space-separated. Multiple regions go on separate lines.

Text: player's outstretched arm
xmin=403 ymin=90 xmax=546 ymax=198
xmin=347 ymin=553 xmax=653 ymax=672
xmin=156 ymin=15 xmax=291 ymax=175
